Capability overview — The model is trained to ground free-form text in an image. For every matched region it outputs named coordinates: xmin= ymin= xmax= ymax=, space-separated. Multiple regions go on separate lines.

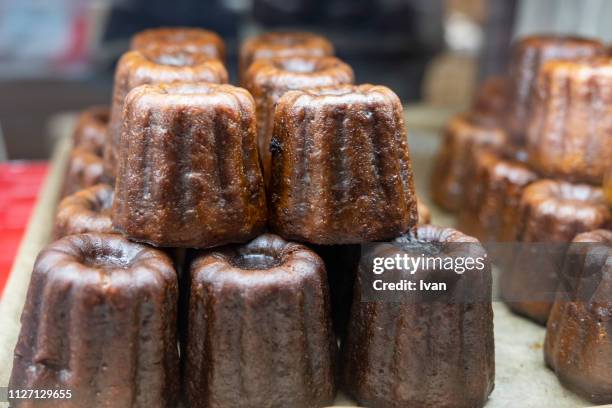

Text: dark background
xmin=0 ymin=0 xmax=519 ymax=159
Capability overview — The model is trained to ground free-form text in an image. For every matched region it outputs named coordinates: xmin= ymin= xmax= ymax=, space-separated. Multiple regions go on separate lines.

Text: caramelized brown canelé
xmin=9 ymin=233 xmax=179 ymax=408
xmin=431 ymin=111 xmax=507 ymax=212
xmin=243 ymin=56 xmax=354 ymax=182
xmin=342 ymin=225 xmax=494 ymax=408
xmin=501 ymin=180 xmax=611 ymax=324
xmin=472 ymin=75 xmax=511 ymax=118
xmin=458 ymin=147 xmax=539 ymax=242
xmin=184 ymin=234 xmax=336 ymax=408
xmin=112 ymin=82 xmax=267 ymax=248
xmin=508 ymin=35 xmax=605 ymax=144
xmin=507 ymin=34 xmax=605 ymax=143
xmin=72 ymin=106 xmax=109 ymax=156
xmin=545 ymin=229 xmax=612 ymax=404
xmin=105 ymin=48 xmax=228 ymax=179
xmin=526 ymin=57 xmax=612 ymax=184
xmin=130 ymin=26 xmax=226 ymax=61
xmin=239 ymin=31 xmax=334 ymax=82
xmin=268 ymin=84 xmax=418 ymax=244
xmin=54 ymin=184 xmax=115 ymax=239
xmin=61 ymin=148 xmax=106 ymax=198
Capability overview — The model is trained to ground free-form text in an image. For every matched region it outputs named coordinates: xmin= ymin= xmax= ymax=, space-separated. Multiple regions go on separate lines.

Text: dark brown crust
xmin=526 ymin=57 xmax=612 ymax=184
xmin=342 ymin=225 xmax=494 ymax=408
xmin=458 ymin=147 xmax=539 ymax=242
xmin=268 ymin=84 xmax=418 ymax=244
xmin=507 ymin=35 xmax=605 ymax=143
xmin=243 ymin=56 xmax=354 ymax=183
xmin=184 ymin=234 xmax=336 ymax=408
xmin=239 ymin=31 xmax=334 ymax=83
xmin=72 ymin=106 xmax=109 ymax=156
xmin=501 ymin=180 xmax=611 ymax=324
xmin=130 ymin=27 xmax=226 ymax=61
xmin=9 ymin=233 xmax=179 ymax=408
xmin=472 ymin=76 xmax=511 ymax=117
xmin=431 ymin=111 xmax=507 ymax=212
xmin=112 ymin=82 xmax=267 ymax=248
xmin=54 ymin=184 xmax=115 ymax=239
xmin=105 ymin=49 xmax=228 ymax=179
xmin=61 ymin=148 xmax=106 ymax=198
xmin=544 ymin=229 xmax=612 ymax=403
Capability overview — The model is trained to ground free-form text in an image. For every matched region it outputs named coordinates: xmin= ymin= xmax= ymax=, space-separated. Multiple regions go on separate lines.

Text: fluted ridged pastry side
xmin=526 ymin=57 xmax=612 ymax=184
xmin=342 ymin=226 xmax=495 ymax=408
xmin=545 ymin=229 xmax=612 ymax=403
xmin=507 ymin=35 xmax=605 ymax=143
xmin=501 ymin=180 xmax=611 ymax=324
xmin=105 ymin=49 xmax=228 ymax=179
xmin=184 ymin=234 xmax=336 ymax=408
xmin=9 ymin=233 xmax=179 ymax=408
xmin=61 ymin=148 xmax=106 ymax=199
xmin=112 ymin=82 xmax=267 ymax=248
xmin=269 ymin=84 xmax=418 ymax=244
xmin=72 ymin=106 xmax=109 ymax=157
xmin=243 ymin=56 xmax=354 ymax=183
xmin=458 ymin=147 xmax=539 ymax=242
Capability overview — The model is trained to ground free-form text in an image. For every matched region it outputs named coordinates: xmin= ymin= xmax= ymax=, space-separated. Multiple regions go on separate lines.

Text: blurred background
xmin=0 ymin=0 xmax=611 ymax=160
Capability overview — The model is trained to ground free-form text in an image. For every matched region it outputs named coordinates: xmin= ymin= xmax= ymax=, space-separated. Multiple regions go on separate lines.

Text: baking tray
xmin=0 ymin=107 xmax=597 ymax=408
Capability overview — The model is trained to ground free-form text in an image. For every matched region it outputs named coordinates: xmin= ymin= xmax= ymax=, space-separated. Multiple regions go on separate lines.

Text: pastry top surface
xmin=34 ymin=233 xmax=176 ymax=284
xmin=245 ymin=55 xmax=354 ymax=90
xmin=192 ymin=234 xmax=325 ymax=287
xmin=131 ymin=26 xmax=225 ymax=60
xmin=241 ymin=31 xmax=334 ymax=64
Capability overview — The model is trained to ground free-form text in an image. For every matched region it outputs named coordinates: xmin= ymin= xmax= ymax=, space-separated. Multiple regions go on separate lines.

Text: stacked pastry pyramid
xmin=9 ymin=28 xmax=496 ymax=408
xmin=432 ymin=34 xmax=612 ymax=403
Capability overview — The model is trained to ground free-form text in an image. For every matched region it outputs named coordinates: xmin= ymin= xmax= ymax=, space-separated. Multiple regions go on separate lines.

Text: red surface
xmin=0 ymin=162 xmax=48 ymax=298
